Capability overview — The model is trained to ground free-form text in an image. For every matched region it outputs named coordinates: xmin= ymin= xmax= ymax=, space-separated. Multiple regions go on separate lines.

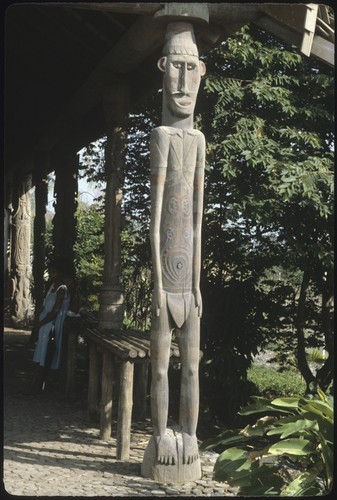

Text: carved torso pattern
xmin=151 ymin=126 xmax=204 ymax=295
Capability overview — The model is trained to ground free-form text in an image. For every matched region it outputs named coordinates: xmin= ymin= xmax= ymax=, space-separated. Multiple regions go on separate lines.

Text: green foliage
xmin=200 ymin=278 xmax=264 ymax=424
xmin=73 ymin=203 xmax=104 ymax=310
xmin=247 ymin=365 xmax=306 ymax=398
xmin=198 ymin=24 xmax=334 ymax=414
xmin=306 ymin=348 xmax=327 ymax=365
xmin=121 ymin=224 xmax=152 ymax=330
xmin=201 ymin=388 xmax=334 ymax=495
xmin=75 ymin=23 xmax=334 ymax=419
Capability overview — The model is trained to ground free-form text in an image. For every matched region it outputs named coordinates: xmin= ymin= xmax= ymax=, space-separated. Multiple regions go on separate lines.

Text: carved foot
xmin=155 ymin=432 xmax=178 ymax=465
xmin=182 ymin=432 xmax=199 ymax=465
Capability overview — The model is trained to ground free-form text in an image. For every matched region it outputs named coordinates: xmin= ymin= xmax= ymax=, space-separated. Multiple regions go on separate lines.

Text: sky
xmin=47 ymin=175 xmax=97 ymax=213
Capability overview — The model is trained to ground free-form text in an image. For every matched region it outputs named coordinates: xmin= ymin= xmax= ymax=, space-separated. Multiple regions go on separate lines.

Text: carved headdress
xmin=162 ymin=22 xmax=199 ymax=57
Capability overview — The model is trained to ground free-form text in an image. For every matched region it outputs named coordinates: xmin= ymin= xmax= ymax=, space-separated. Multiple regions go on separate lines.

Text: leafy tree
xmin=197 ymin=24 xmax=334 ymax=419
xmin=73 ymin=201 xmax=104 ymax=310
xmin=76 ymin=24 xmax=334 ymax=422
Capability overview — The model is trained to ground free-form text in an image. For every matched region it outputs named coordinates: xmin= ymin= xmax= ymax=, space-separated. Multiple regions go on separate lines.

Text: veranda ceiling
xmin=4 ymin=3 xmax=334 ymax=181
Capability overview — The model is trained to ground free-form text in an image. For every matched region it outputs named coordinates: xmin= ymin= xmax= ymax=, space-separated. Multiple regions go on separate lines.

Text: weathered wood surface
xmin=66 ymin=312 xmax=181 ymax=361
xmin=100 ymin=351 xmax=113 ymax=440
xmin=63 ymin=313 xmax=186 ymax=461
xmin=70 ymin=3 xmax=261 ymax=24
xmin=116 ymin=361 xmax=134 ymax=460
xmin=133 ymin=363 xmax=149 ymax=421
xmin=10 ymin=175 xmax=33 ymax=327
xmin=65 ymin=330 xmax=77 ymax=399
xmin=88 ymin=342 xmax=99 ymax=421
xmin=86 ymin=327 xmax=138 ymax=359
xmin=141 ymin=427 xmax=202 ymax=482
xmin=32 ymin=161 xmax=48 ymax=321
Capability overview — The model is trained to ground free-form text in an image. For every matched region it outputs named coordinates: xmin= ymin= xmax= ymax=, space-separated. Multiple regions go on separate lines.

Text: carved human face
xmin=158 ymin=54 xmax=206 ymax=118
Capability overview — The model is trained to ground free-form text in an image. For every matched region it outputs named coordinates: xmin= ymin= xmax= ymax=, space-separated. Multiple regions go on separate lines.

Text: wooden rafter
xmin=36 ymin=14 xmax=166 ymax=151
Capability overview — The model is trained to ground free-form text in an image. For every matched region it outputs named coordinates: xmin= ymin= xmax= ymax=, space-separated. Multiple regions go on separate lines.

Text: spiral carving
xmin=161 ymin=246 xmax=192 ymax=287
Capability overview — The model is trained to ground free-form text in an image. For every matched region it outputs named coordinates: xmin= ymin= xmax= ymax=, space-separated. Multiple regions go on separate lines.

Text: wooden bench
xmin=63 ymin=313 xmax=181 ymax=460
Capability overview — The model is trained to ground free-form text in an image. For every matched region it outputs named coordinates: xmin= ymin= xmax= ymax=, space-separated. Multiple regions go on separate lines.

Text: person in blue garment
xmin=29 ymin=257 xmax=74 ymax=393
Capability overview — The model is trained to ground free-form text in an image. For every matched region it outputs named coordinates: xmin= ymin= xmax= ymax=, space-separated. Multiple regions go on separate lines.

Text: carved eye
xmin=172 ymin=62 xmax=183 ymax=69
xmin=187 ymin=63 xmax=196 ymax=71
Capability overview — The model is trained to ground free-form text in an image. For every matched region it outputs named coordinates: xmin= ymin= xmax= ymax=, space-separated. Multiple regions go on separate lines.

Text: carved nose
xmin=179 ymin=64 xmax=188 ymax=93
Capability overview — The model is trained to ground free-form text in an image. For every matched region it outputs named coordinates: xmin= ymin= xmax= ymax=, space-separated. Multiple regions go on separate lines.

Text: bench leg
xmin=117 ymin=361 xmax=134 ymax=460
xmin=88 ymin=342 xmax=99 ymax=421
xmin=100 ymin=351 xmax=113 ymax=440
xmin=133 ymin=362 xmax=149 ymax=421
xmin=65 ymin=331 xmax=77 ymax=399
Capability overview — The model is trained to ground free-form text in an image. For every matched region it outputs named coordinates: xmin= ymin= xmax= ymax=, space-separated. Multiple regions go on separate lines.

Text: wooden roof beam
xmin=36 ymin=15 xmax=166 ymax=152
xmin=254 ymin=14 xmax=334 ymax=68
xmin=64 ymin=2 xmax=263 ymax=24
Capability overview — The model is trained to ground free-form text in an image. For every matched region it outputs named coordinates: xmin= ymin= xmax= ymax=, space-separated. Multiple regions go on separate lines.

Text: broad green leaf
xmin=213 ymin=447 xmax=251 ymax=484
xmin=213 ymin=447 xmax=283 ymax=495
xmin=240 ymin=400 xmax=293 ymax=416
xmin=200 ymin=430 xmax=250 ymax=451
xmin=271 ymin=397 xmax=300 ymax=409
xmin=280 ymin=470 xmax=321 ymax=496
xmin=300 ymin=400 xmax=333 ymax=421
xmin=268 ymin=438 xmax=315 ymax=456
xmin=240 ymin=421 xmax=275 ymax=437
xmin=267 ymin=418 xmax=317 ymax=438
xmin=317 ymin=431 xmax=334 ymax=488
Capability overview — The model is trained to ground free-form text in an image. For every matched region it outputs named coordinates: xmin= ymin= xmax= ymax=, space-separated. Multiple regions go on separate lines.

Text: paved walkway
xmin=3 ymin=327 xmax=236 ymax=497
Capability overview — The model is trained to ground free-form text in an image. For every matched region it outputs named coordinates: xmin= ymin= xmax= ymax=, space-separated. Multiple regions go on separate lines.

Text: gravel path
xmin=3 ymin=327 xmax=237 ymax=497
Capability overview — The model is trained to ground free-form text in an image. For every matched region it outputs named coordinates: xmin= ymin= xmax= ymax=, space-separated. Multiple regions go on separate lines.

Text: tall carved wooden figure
xmin=142 ymin=22 xmax=206 ymax=483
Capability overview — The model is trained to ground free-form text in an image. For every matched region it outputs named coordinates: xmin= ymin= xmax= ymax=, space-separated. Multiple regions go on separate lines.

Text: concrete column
xmin=10 ymin=174 xmax=33 ymax=327
xmin=98 ymin=75 xmax=130 ymax=330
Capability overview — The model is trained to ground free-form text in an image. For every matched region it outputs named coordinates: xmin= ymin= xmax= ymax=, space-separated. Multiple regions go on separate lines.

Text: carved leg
xmin=150 ymin=306 xmax=177 ymax=463
xmin=176 ymin=305 xmax=200 ymax=464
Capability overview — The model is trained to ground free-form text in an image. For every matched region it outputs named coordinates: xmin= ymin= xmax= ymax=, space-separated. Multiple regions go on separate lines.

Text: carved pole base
xmin=98 ymin=286 xmax=124 ymax=330
xmin=141 ymin=426 xmax=201 ymax=483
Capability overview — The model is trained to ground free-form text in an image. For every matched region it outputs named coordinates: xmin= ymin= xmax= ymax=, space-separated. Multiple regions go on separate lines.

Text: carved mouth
xmin=174 ymin=98 xmax=193 ymax=107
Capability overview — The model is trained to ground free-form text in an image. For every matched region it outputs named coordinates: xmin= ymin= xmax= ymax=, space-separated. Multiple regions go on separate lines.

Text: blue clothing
xmin=33 ymin=284 xmax=70 ymax=369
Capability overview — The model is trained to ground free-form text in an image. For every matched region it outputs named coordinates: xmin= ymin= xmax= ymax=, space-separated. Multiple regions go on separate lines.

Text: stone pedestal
xmin=141 ymin=427 xmax=201 ymax=483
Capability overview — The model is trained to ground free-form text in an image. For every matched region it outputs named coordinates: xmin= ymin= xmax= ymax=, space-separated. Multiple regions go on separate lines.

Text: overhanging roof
xmin=4 ymin=3 xmax=334 ymax=182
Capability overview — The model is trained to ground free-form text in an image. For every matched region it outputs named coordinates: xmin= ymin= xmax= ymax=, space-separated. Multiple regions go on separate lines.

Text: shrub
xmin=200 ymin=388 xmax=333 ymax=496
xmin=248 ymin=365 xmax=306 ymax=398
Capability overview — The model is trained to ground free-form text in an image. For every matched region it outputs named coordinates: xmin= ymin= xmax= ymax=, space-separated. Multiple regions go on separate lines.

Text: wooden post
xmin=133 ymin=362 xmax=149 ymax=421
xmin=10 ymin=174 xmax=33 ymax=327
xmin=52 ymin=151 xmax=78 ymax=263
xmin=100 ymin=350 xmax=113 ymax=440
xmin=65 ymin=330 xmax=77 ymax=399
xmin=116 ymin=360 xmax=134 ymax=460
xmin=98 ymin=75 xmax=130 ymax=330
xmin=32 ymin=155 xmax=48 ymax=321
xmin=88 ymin=342 xmax=99 ymax=421
xmin=4 ymin=176 xmax=13 ymax=316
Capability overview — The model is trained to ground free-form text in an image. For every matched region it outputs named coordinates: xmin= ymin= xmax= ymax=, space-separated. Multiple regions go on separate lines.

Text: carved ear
xmin=157 ymin=56 xmax=167 ymax=73
xmin=199 ymin=60 xmax=206 ymax=76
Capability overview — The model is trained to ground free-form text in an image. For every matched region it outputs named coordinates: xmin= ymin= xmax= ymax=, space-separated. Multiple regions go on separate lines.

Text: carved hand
xmin=193 ymin=287 xmax=202 ymax=318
